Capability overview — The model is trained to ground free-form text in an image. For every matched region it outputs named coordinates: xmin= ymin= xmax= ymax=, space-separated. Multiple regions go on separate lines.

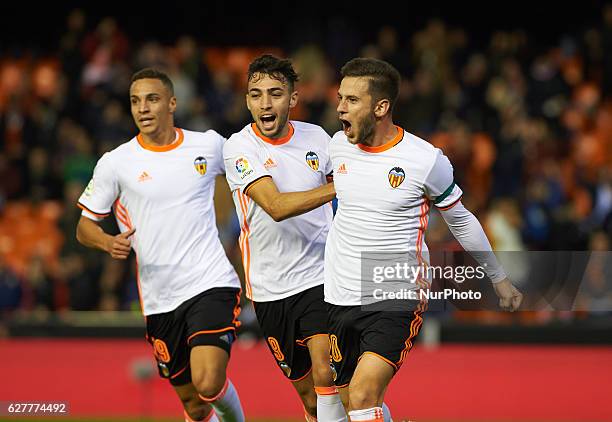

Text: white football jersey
xmin=325 ymin=126 xmax=463 ymax=306
xmin=78 ymin=128 xmax=240 ymax=316
xmin=223 ymin=121 xmax=333 ymax=302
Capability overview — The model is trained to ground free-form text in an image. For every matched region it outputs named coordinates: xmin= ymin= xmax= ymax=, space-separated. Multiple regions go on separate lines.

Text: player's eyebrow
xmin=338 ymin=93 xmax=358 ymax=100
xmin=130 ymin=92 xmax=161 ymax=99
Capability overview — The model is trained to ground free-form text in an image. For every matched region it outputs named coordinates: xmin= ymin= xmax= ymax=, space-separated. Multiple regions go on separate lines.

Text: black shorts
xmin=327 ymin=303 xmax=425 ymax=387
xmin=145 ymin=287 xmax=241 ymax=386
xmin=253 ymin=285 xmax=328 ymax=381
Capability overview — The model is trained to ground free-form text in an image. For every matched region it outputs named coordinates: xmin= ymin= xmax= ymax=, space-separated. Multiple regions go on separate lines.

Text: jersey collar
xmin=357 ymin=126 xmax=404 ymax=153
xmin=251 ymin=122 xmax=294 ymax=146
xmin=137 ymin=128 xmax=184 ymax=152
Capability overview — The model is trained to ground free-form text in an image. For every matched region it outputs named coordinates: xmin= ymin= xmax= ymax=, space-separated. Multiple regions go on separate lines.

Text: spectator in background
xmin=1 ymin=5 xmax=611 ymax=329
xmin=0 ymin=255 xmax=22 ymax=314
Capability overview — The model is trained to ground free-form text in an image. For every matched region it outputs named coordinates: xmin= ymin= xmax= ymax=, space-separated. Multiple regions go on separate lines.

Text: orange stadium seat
xmin=0 ymin=201 xmax=63 ymax=277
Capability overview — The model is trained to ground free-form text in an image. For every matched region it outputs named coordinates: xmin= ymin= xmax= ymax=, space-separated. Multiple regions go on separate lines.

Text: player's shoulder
xmin=330 ymin=130 xmax=354 ymax=154
xmin=224 ymin=124 xmax=257 ymax=153
xmin=401 ymin=129 xmax=439 ymax=159
xmin=100 ymin=136 xmax=138 ymax=163
xmin=291 ymin=120 xmax=328 ymax=136
xmin=291 ymin=120 xmax=331 ymax=147
xmin=330 ymin=130 xmax=347 ymax=144
xmin=181 ymin=127 xmax=225 ymax=144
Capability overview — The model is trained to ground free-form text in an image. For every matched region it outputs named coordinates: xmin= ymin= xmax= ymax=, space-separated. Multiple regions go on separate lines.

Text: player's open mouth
xmin=140 ymin=117 xmax=154 ymax=127
xmin=340 ymin=119 xmax=352 ymax=136
xmin=260 ymin=114 xmax=276 ymax=131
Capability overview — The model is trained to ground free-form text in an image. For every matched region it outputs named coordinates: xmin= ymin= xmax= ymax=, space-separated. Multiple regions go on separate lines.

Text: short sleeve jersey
xmin=324 ymin=126 xmax=463 ymax=305
xmin=78 ymin=128 xmax=240 ymax=315
xmin=223 ymin=121 xmax=333 ymax=302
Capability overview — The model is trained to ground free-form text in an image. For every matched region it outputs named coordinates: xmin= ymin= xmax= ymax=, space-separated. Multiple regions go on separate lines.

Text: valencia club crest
xmin=194 ymin=156 xmax=207 ymax=175
xmin=306 ymin=151 xmax=319 ymax=171
xmin=388 ymin=167 xmax=405 ymax=188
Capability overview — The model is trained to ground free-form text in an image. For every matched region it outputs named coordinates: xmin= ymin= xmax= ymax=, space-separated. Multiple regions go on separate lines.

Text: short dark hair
xmin=340 ymin=58 xmax=400 ymax=110
xmin=131 ymin=68 xmax=174 ymax=95
xmin=248 ymin=54 xmax=299 ymax=91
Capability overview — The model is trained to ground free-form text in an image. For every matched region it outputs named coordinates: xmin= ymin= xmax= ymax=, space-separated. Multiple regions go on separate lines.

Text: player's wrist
xmin=102 ymin=234 xmax=115 ymax=254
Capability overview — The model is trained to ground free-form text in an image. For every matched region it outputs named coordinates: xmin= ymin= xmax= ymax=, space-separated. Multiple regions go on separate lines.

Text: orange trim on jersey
xmin=237 ymin=191 xmax=253 ymax=299
xmin=114 ymin=206 xmax=131 ymax=229
xmin=137 ymin=128 xmax=184 ymax=152
xmin=77 ymin=202 xmax=111 ymax=218
xmin=396 ymin=309 xmax=424 ymax=368
xmin=232 ymin=289 xmax=242 ymax=328
xmin=187 ymin=326 xmax=236 ymax=344
xmin=415 ymin=199 xmax=430 ymax=264
xmin=199 ymin=378 xmax=229 ymax=402
xmin=357 ymin=126 xmax=404 ymax=153
xmin=295 ymin=333 xmax=329 ymax=347
xmin=359 ymin=351 xmax=398 ymax=372
xmin=437 ymin=195 xmax=463 ymax=211
xmin=243 ymin=175 xmax=272 ymax=196
xmin=251 ymin=122 xmax=294 ymax=145
xmin=314 ymin=385 xmax=339 ymax=396
xmin=114 ymin=199 xmax=134 ymax=229
xmin=170 ymin=364 xmax=189 ymax=380
xmin=112 ymin=200 xmax=142 ymax=314
xmin=289 ymin=366 xmax=313 ymax=383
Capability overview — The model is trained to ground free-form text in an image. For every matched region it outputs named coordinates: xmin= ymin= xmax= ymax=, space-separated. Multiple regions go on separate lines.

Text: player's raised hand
xmin=106 ymin=227 xmax=136 ymax=259
xmin=492 ymin=278 xmax=523 ymax=312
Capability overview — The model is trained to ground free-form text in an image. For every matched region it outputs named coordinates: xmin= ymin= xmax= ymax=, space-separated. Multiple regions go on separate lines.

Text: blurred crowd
xmin=0 ymin=7 xmax=611 ymax=320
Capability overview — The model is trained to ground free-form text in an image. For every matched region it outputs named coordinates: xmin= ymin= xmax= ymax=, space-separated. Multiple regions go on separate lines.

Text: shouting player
xmin=223 ymin=55 xmax=345 ymax=421
xmin=326 ymin=58 xmax=523 ymax=421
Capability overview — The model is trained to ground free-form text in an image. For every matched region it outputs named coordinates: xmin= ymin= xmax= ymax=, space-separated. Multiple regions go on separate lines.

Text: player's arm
xmin=76 ymin=215 xmax=135 ymax=259
xmin=438 ymin=202 xmax=522 ymax=311
xmin=245 ymin=176 xmax=335 ymax=222
xmin=426 ymin=150 xmax=522 ymax=311
xmin=75 ymin=153 xmax=134 ymax=259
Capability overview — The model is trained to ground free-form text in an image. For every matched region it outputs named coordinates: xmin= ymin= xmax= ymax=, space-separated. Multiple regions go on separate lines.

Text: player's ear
xmin=169 ymin=96 xmax=177 ymax=113
xmin=245 ymin=94 xmax=252 ymax=112
xmin=289 ymin=90 xmax=298 ymax=109
xmin=374 ymin=98 xmax=390 ymax=118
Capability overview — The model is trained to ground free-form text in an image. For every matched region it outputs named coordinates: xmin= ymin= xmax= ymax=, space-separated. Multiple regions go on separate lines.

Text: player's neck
xmin=272 ymin=123 xmax=290 ymax=139
xmin=365 ymin=120 xmax=397 ymax=148
xmin=140 ymin=126 xmax=177 ymax=147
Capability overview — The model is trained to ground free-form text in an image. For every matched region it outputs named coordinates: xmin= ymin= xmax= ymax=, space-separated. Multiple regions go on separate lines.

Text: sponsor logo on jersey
xmin=235 ymin=157 xmax=254 ymax=179
xmin=337 ymin=163 xmax=347 ymax=174
xmin=305 ymin=151 xmax=319 ymax=171
xmin=138 ymin=171 xmax=152 ymax=182
xmin=194 ymin=156 xmax=207 ymax=175
xmin=263 ymin=157 xmax=277 ymax=169
xmin=388 ymin=167 xmax=405 ymax=188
